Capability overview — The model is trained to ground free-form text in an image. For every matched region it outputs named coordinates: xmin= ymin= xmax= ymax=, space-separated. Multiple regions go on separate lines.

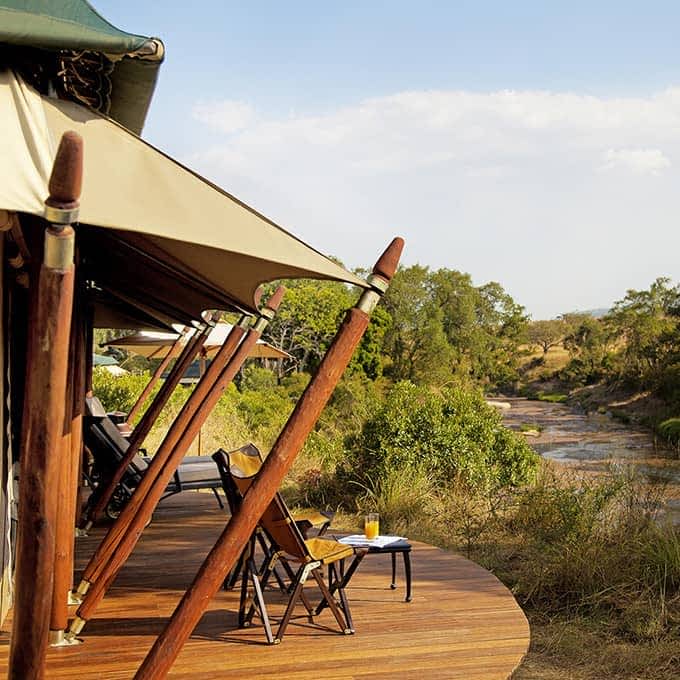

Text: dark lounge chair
xmin=83 ymin=396 xmax=224 ymax=519
xmin=217 ymin=445 xmax=365 ymax=644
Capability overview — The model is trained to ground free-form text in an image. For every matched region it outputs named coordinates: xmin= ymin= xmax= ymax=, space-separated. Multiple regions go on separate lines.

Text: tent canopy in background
xmin=104 ymin=324 xmax=292 ymax=361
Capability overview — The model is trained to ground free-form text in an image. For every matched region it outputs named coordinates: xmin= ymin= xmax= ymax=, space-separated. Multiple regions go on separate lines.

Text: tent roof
xmin=0 ymin=70 xmax=368 ymax=323
xmin=104 ymin=324 xmax=291 ymax=361
xmin=0 ymin=0 xmax=163 ymax=133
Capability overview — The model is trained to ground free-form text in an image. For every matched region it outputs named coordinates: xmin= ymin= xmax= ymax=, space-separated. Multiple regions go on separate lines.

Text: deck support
xmin=8 ymin=132 xmax=82 ymax=680
xmin=69 ymin=287 xmax=285 ymax=636
xmin=83 ymin=321 xmax=213 ymax=528
xmin=49 ymin=281 xmax=87 ymax=644
xmin=134 ymin=237 xmax=403 ymax=680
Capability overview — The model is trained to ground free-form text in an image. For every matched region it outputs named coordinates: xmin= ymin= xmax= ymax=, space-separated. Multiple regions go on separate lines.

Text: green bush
xmin=345 ymin=381 xmax=539 ymax=491
xmin=658 ymin=417 xmax=680 ymax=446
xmin=92 ymin=368 xmax=152 ymax=414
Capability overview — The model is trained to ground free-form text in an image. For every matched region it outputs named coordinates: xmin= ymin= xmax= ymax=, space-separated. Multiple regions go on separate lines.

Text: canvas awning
xmin=104 ymin=324 xmax=292 ymax=361
xmin=0 ymin=0 xmax=164 ymax=133
xmin=0 ymin=70 xmax=368 ymax=324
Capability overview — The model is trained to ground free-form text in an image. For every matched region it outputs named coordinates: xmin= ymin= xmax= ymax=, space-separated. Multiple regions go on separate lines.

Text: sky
xmin=96 ymin=1 xmax=680 ymax=319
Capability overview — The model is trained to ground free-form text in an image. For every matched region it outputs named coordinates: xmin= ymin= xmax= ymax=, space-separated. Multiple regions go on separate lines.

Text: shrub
xmin=345 ymin=381 xmax=539 ymax=491
xmin=658 ymin=417 xmax=680 ymax=446
xmin=92 ymin=368 xmax=152 ymax=414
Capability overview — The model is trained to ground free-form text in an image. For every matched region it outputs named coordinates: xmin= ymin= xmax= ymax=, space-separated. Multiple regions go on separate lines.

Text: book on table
xmin=338 ymin=535 xmax=406 ymax=548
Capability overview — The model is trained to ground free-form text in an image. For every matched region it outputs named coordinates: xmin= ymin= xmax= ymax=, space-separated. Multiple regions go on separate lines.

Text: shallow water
xmin=491 ymin=397 xmax=680 ymax=524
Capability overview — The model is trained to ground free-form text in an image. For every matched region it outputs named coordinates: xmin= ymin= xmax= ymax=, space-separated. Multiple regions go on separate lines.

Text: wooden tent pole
xmin=8 ymin=131 xmax=82 ymax=680
xmin=69 ymin=288 xmax=284 ymax=637
xmin=134 ymin=238 xmax=403 ymax=680
xmin=83 ymin=322 xmax=213 ymax=528
xmin=48 ymin=279 xmax=86 ymax=646
xmin=125 ymin=332 xmax=186 ymax=425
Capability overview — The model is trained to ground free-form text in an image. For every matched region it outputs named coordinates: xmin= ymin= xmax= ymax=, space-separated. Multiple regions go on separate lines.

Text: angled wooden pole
xmin=75 ymin=319 xmax=238 ymax=593
xmin=69 ymin=288 xmax=285 ymax=636
xmin=134 ymin=238 xmax=403 ymax=680
xmin=48 ymin=279 xmax=87 ymax=647
xmin=83 ymin=322 xmax=213 ymax=529
xmin=9 ymin=131 xmax=82 ymax=680
xmin=125 ymin=332 xmax=186 ymax=425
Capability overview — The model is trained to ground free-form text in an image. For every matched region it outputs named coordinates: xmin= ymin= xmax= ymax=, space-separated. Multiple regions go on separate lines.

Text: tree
xmin=606 ymin=277 xmax=680 ymax=387
xmin=381 ymin=265 xmax=455 ymax=385
xmin=263 ymin=279 xmax=354 ymax=374
xmin=527 ymin=319 xmax=567 ymax=355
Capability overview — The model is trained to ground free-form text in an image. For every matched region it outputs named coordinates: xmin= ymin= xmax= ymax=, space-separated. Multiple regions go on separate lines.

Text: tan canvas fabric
xmin=0 ymin=70 xmax=367 ymax=319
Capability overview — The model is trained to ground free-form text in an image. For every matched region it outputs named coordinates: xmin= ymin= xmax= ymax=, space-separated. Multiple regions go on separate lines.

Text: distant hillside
xmin=580 ymin=307 xmax=609 ymax=318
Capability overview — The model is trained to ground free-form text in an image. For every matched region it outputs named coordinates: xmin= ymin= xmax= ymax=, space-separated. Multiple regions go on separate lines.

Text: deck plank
xmin=0 ymin=493 xmax=529 ymax=679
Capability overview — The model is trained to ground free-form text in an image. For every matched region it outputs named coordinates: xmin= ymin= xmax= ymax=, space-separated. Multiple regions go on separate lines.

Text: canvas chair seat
xmin=302 ymin=537 xmax=354 ymax=564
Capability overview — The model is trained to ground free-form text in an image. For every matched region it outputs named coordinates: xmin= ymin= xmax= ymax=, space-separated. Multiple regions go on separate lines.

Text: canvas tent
xmin=0 ymin=0 xmax=164 ymax=133
xmin=104 ymin=324 xmax=292 ymax=361
xmin=0 ymin=4 xmax=402 ymax=678
xmin=0 ymin=70 xmax=368 ymax=324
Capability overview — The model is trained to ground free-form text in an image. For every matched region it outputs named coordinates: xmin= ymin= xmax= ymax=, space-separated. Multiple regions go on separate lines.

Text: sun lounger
xmin=83 ymin=396 xmax=224 ymax=520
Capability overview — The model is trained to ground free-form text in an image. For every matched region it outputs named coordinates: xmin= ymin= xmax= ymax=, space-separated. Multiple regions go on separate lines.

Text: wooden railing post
xmin=83 ymin=321 xmax=213 ymax=529
xmin=8 ymin=131 xmax=82 ymax=680
xmin=134 ymin=237 xmax=403 ymax=680
xmin=68 ymin=287 xmax=285 ymax=637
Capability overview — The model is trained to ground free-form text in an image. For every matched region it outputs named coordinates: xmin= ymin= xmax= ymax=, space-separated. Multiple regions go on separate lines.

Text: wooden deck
xmin=0 ymin=493 xmax=529 ymax=679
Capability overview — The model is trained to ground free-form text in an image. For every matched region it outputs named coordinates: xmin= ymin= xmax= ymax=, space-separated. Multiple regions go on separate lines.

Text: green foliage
xmin=264 ymin=278 xmax=354 ymax=373
xmin=382 ymin=266 xmax=528 ymax=389
xmin=346 ymin=381 xmax=539 ymax=491
xmin=527 ymin=318 xmax=567 ymax=354
xmin=354 ymin=466 xmax=440 ymax=535
xmin=533 ymin=391 xmax=568 ymax=403
xmin=92 ymin=367 xmax=151 ymax=413
xmin=239 ymin=365 xmax=278 ymax=392
xmin=657 ymin=417 xmax=680 ymax=446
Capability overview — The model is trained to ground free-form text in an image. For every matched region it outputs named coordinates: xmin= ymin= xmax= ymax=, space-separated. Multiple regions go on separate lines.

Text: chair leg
xmin=311 ymin=568 xmax=353 ymax=634
xmin=275 ymin=565 xmax=309 ymax=643
xmin=244 ymin=552 xmax=279 ymax=627
xmin=316 ymin=551 xmax=366 ymax=616
xmin=211 ymin=487 xmax=224 ymax=509
xmin=247 ymin=557 xmax=274 ymax=644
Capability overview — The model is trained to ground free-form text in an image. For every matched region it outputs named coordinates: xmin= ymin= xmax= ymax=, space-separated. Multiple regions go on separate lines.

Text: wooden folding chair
xmin=225 ymin=445 xmax=365 ymax=644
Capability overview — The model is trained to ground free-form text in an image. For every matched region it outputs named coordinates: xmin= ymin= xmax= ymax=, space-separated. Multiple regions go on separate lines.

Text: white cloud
xmin=192 ymin=100 xmax=255 ymax=134
xmin=600 ymin=148 xmax=671 ymax=175
xmin=186 ymin=87 xmax=680 ymax=318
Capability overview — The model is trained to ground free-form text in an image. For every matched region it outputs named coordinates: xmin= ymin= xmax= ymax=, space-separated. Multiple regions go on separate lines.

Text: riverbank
xmin=477 ymin=397 xmax=680 ymax=679
xmin=493 ymin=397 xmax=680 ymax=524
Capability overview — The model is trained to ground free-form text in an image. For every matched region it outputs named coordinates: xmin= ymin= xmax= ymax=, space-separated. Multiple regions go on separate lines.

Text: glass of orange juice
xmin=364 ymin=513 xmax=379 ymax=540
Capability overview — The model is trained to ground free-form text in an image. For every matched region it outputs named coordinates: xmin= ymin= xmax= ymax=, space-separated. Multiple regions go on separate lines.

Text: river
xmin=491 ymin=397 xmax=680 ymax=524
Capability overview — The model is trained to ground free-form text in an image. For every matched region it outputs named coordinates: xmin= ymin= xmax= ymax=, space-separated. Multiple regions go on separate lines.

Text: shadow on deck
xmin=1 ymin=492 xmax=529 ymax=679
